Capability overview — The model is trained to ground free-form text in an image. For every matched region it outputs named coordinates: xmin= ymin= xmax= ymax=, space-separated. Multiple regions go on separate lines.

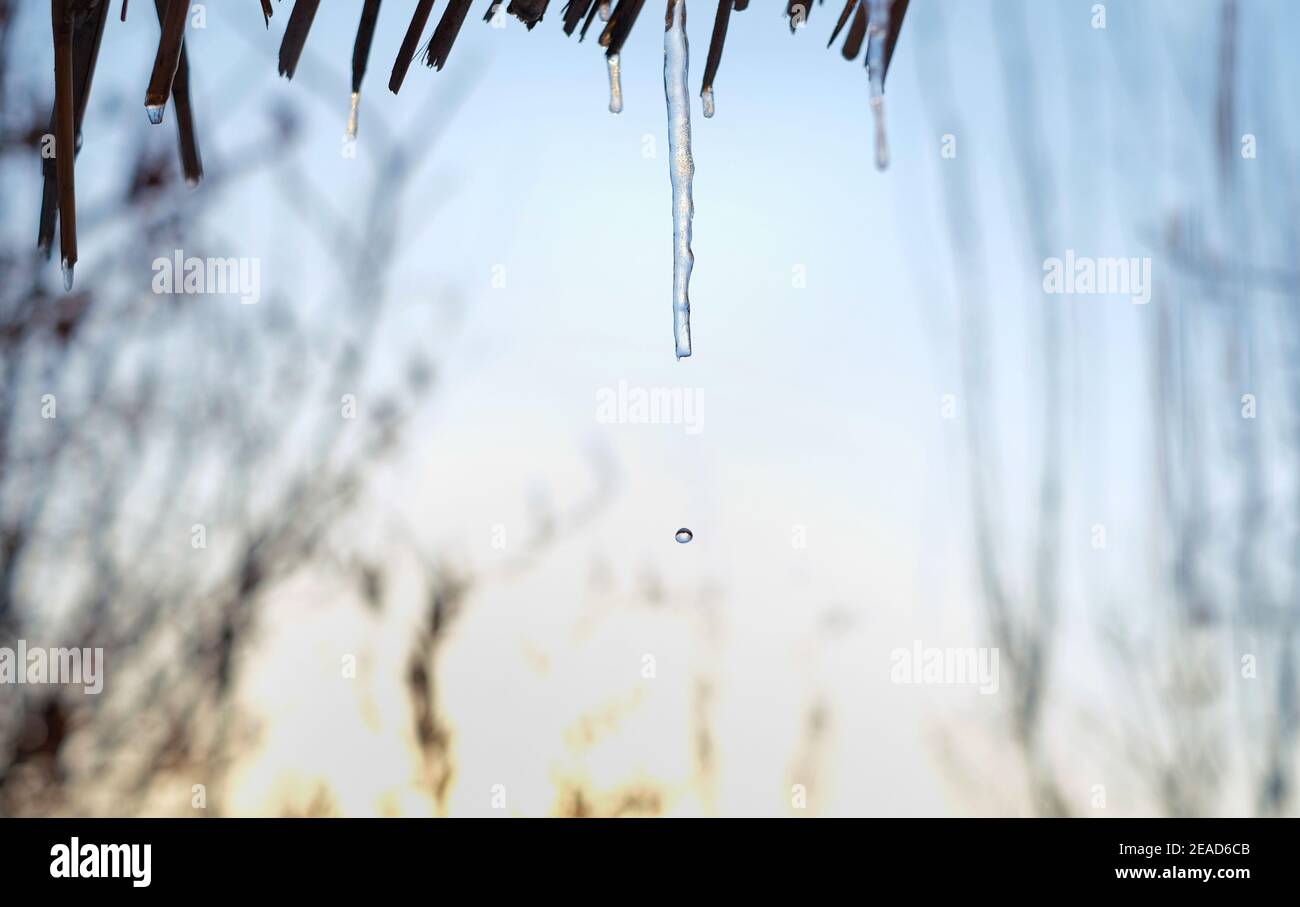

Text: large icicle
xmin=664 ymin=0 xmax=694 ymax=359
xmin=867 ymin=0 xmax=890 ymax=170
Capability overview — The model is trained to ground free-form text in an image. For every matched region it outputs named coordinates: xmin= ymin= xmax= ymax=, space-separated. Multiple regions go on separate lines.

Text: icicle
xmin=347 ymin=91 xmax=361 ymax=139
xmin=61 ymin=259 xmax=75 ymax=291
xmin=664 ymin=0 xmax=694 ymax=359
xmin=866 ymin=0 xmax=890 ymax=170
xmin=702 ymin=85 xmax=715 ymax=118
xmin=607 ymin=53 xmax=623 ymax=113
xmin=145 ymin=103 xmax=165 ymax=125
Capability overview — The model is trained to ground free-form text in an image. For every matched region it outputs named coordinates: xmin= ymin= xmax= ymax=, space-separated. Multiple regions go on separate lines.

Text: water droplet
xmin=146 ymin=103 xmax=165 ymax=125
xmin=701 ymin=85 xmax=715 ymax=119
xmin=61 ymin=259 xmax=74 ymax=291
xmin=607 ymin=53 xmax=623 ymax=114
xmin=674 ymin=528 xmax=693 ymax=544
xmin=598 ymin=1 xmax=611 ymax=22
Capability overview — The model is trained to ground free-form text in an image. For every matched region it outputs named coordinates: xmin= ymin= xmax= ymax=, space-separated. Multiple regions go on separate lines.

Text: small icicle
xmin=866 ymin=0 xmax=890 ymax=170
xmin=347 ymin=91 xmax=362 ymax=139
xmin=869 ymin=95 xmax=887 ymax=170
xmin=145 ymin=102 xmax=165 ymax=125
xmin=664 ymin=0 xmax=694 ymax=359
xmin=702 ymin=85 xmax=715 ymax=118
xmin=61 ymin=259 xmax=75 ymax=291
xmin=607 ymin=53 xmax=623 ymax=113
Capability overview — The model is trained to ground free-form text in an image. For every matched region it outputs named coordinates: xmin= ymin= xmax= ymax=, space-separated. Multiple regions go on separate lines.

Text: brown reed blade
xmin=507 ymin=0 xmax=550 ymax=29
xmin=278 ymin=0 xmax=321 ymax=80
xmin=562 ymin=0 xmax=595 ymax=35
xmin=52 ymin=0 xmax=77 ymax=280
xmin=842 ymin=1 xmax=865 ymax=61
xmin=883 ymin=0 xmax=908 ymax=85
xmin=144 ymin=0 xmax=190 ymax=122
xmin=599 ymin=0 xmax=644 ymax=57
xmin=828 ymin=0 xmax=856 ymax=48
xmin=426 ymin=0 xmax=473 ymax=71
xmin=154 ymin=0 xmax=202 ymax=184
xmin=352 ymin=0 xmax=382 ymax=93
xmin=39 ymin=0 xmax=109 ymax=258
xmin=389 ymin=0 xmax=435 ymax=94
xmin=701 ymin=0 xmax=730 ymax=97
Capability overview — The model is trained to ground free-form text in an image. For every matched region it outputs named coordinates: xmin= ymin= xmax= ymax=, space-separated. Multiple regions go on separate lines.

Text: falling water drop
xmin=675 ymin=528 xmax=693 ymax=544
xmin=61 ymin=258 xmax=74 ymax=291
xmin=347 ymin=91 xmax=361 ymax=140
xmin=145 ymin=102 xmax=165 ymax=125
xmin=664 ymin=0 xmax=694 ymax=359
xmin=866 ymin=0 xmax=890 ymax=171
xmin=701 ymin=85 xmax=715 ymax=119
xmin=607 ymin=53 xmax=623 ymax=114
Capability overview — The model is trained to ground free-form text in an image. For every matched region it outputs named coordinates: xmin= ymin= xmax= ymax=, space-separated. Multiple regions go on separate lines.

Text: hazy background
xmin=2 ymin=0 xmax=1298 ymax=817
